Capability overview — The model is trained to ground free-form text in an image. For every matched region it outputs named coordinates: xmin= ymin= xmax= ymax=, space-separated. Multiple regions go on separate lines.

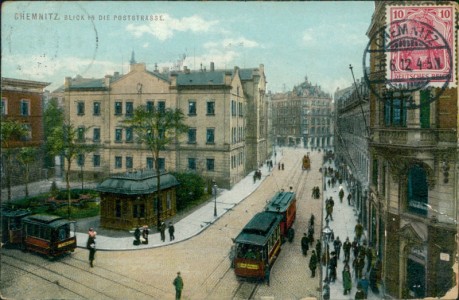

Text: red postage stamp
xmin=385 ymin=5 xmax=456 ymax=88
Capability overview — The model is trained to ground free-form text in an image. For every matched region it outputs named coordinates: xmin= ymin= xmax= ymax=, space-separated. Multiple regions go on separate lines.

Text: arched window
xmin=407 ymin=165 xmax=428 ymax=216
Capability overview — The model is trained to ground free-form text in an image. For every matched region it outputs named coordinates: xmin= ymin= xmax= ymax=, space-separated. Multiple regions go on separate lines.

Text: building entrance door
xmin=406 ymin=258 xmax=425 ymax=298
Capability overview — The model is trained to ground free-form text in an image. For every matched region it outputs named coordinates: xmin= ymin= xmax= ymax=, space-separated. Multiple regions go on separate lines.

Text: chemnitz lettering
xmin=15 ymin=12 xmax=60 ymax=20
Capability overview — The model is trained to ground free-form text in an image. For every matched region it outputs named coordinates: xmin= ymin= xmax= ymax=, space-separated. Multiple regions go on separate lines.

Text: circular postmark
xmin=363 ymin=18 xmax=453 ymax=109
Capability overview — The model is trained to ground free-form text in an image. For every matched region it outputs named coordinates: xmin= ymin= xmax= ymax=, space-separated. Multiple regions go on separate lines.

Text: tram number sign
xmin=237 ymin=263 xmax=259 ymax=270
xmin=58 ymin=240 xmax=74 ymax=248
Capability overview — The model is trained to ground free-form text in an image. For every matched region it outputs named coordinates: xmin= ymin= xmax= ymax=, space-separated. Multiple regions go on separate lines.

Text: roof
xmin=265 ymin=191 xmax=296 ymax=213
xmin=238 ymin=69 xmax=254 ymax=81
xmin=68 ymin=78 xmax=106 ymax=90
xmin=22 ymin=214 xmax=74 ymax=228
xmin=96 ymin=170 xmax=179 ymax=195
xmin=234 ymin=212 xmax=282 ymax=246
xmin=176 ymin=71 xmax=227 ymax=86
xmin=1 ymin=208 xmax=32 ymax=218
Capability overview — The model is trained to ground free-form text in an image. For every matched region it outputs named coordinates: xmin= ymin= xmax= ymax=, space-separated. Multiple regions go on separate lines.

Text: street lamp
xmin=212 ymin=182 xmax=218 ymax=217
xmin=322 ymin=219 xmax=333 ymax=283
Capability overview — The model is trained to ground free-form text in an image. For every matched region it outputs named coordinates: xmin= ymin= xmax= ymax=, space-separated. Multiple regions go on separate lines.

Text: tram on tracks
xmin=232 ymin=190 xmax=297 ymax=280
xmin=264 ymin=190 xmax=296 ymax=243
xmin=1 ymin=208 xmax=77 ymax=258
xmin=233 ymin=212 xmax=282 ymax=280
xmin=302 ymin=154 xmax=311 ymax=170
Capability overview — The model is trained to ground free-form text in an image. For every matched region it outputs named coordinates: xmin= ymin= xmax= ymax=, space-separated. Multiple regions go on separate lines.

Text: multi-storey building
xmin=59 ymin=61 xmax=267 ymax=189
xmin=1 ymin=77 xmax=50 ymax=186
xmin=334 ymin=79 xmax=370 ymax=233
xmin=366 ymin=1 xmax=458 ymax=298
xmin=271 ymin=77 xmax=333 ymax=149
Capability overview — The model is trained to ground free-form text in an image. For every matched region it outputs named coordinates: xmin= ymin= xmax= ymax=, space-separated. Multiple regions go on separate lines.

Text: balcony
xmin=371 ymin=128 xmax=457 ymax=148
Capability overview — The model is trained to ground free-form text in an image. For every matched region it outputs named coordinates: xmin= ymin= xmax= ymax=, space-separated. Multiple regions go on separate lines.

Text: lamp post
xmin=322 ymin=219 xmax=333 ymax=283
xmin=212 ymin=182 xmax=218 ymax=217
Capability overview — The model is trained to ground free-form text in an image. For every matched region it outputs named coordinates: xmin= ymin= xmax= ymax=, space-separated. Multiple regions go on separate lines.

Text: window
xmin=158 ymin=101 xmax=166 ymax=113
xmin=77 ymin=154 xmax=85 ymax=167
xmin=158 ymin=158 xmax=165 ymax=170
xmin=115 ymin=101 xmax=122 ymax=115
xmin=188 ymin=158 xmax=196 ymax=170
xmin=125 ymin=127 xmax=133 ymax=142
xmin=126 ymin=102 xmax=134 ymax=116
xmin=21 ymin=99 xmax=30 ymax=116
xmin=126 ymin=156 xmax=133 ymax=169
xmin=93 ymin=102 xmax=101 ymax=116
xmin=206 ymin=128 xmax=215 ymax=144
xmin=420 ymin=90 xmax=430 ymax=129
xmin=206 ymin=101 xmax=215 ymax=115
xmin=188 ymin=101 xmax=196 ymax=115
xmin=166 ymin=192 xmax=172 ymax=210
xmin=115 ymin=199 xmax=121 ymax=218
xmin=133 ymin=204 xmax=145 ymax=218
xmin=231 ymin=100 xmax=236 ymax=116
xmin=77 ymin=127 xmax=85 ymax=142
xmin=206 ymin=159 xmax=215 ymax=171
xmin=93 ymin=128 xmax=100 ymax=142
xmin=188 ymin=128 xmax=196 ymax=144
xmin=115 ymin=156 xmax=122 ymax=169
xmin=372 ymin=159 xmax=378 ymax=187
xmin=146 ymin=101 xmax=154 ymax=112
xmin=93 ymin=154 xmax=101 ymax=167
xmin=407 ymin=164 xmax=428 ymax=216
xmin=384 ymin=96 xmax=406 ymax=127
xmin=1 ymin=98 xmax=7 ymax=115
xmin=146 ymin=157 xmax=154 ymax=169
xmin=115 ymin=128 xmax=122 ymax=142
xmin=239 ymin=102 xmax=243 ymax=116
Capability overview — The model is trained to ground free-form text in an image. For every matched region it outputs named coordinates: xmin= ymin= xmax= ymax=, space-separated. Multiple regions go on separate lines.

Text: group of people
xmin=133 ymin=225 xmax=150 ymax=245
xmin=253 ymin=169 xmax=262 ymax=183
xmin=159 ymin=221 xmax=175 ymax=242
xmin=311 ymin=186 xmax=321 ymax=199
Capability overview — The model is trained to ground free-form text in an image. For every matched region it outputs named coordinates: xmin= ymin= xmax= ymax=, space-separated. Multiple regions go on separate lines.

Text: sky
xmin=1 ymin=1 xmax=375 ymax=95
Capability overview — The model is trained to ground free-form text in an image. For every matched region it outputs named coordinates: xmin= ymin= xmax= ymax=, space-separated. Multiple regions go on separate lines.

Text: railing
xmin=372 ymin=128 xmax=457 ymax=147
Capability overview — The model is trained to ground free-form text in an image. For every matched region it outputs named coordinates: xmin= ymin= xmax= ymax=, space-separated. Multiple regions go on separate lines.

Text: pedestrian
xmin=339 ymin=188 xmax=344 ymax=203
xmin=343 ymin=237 xmax=352 ymax=262
xmin=308 ymin=225 xmax=314 ymax=246
xmin=358 ymin=276 xmax=369 ymax=298
xmin=323 ymin=283 xmax=330 ymax=300
xmin=86 ymin=228 xmax=96 ymax=268
xmin=355 ymin=223 xmax=363 ymax=242
xmin=366 ymin=244 xmax=374 ymax=272
xmin=315 ymin=239 xmax=322 ymax=261
xmin=265 ymin=264 xmax=270 ymax=286
xmin=327 ymin=179 xmax=331 ymax=187
xmin=333 ymin=236 xmax=342 ymax=259
xmin=342 ymin=265 xmax=352 ymax=295
xmin=347 ymin=192 xmax=353 ymax=205
xmin=355 ymin=287 xmax=365 ymax=300
xmin=133 ymin=227 xmax=141 ymax=246
xmin=325 ymin=202 xmax=333 ymax=221
xmin=168 ymin=222 xmax=175 ymax=241
xmin=278 ymin=162 xmax=280 ymax=170
xmin=173 ymin=271 xmax=184 ymax=300
xmin=352 ymin=237 xmax=360 ymax=258
xmin=301 ymin=233 xmax=309 ymax=256
xmin=309 ymin=250 xmax=318 ymax=277
xmin=142 ymin=225 xmax=149 ymax=244
xmin=160 ymin=222 xmax=166 ymax=242
xmin=281 ymin=163 xmax=284 ymax=170
xmin=329 ymin=251 xmax=337 ymax=282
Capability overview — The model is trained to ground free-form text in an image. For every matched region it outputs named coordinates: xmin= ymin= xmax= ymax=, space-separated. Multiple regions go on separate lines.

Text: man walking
xmin=173 ymin=271 xmax=184 ymax=300
xmin=309 ymin=250 xmax=318 ymax=277
xmin=86 ymin=228 xmax=96 ymax=268
xmin=168 ymin=222 xmax=175 ymax=241
xmin=301 ymin=233 xmax=309 ymax=256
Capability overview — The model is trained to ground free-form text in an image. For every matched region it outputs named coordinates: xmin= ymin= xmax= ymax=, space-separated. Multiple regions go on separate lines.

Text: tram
xmin=233 ymin=212 xmax=283 ymax=280
xmin=1 ymin=208 xmax=77 ymax=258
xmin=302 ymin=154 xmax=311 ymax=170
xmin=264 ymin=191 xmax=296 ymax=243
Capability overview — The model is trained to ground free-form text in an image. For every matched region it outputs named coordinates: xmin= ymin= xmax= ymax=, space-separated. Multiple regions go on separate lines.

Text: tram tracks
xmin=1 ymin=250 xmax=169 ymax=299
xmin=232 ymin=281 xmax=259 ymax=299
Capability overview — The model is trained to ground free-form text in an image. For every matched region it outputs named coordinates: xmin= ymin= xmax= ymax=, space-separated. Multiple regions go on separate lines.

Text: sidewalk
xmin=2 ymin=161 xmax=278 ymax=251
xmin=321 ymin=160 xmax=382 ymax=300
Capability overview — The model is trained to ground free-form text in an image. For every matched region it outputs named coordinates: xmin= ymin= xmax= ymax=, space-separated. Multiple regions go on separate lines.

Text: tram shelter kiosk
xmin=96 ymin=170 xmax=179 ymax=230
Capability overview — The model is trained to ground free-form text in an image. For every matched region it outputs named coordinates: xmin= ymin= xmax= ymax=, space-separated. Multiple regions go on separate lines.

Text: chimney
xmin=114 ymin=71 xmax=120 ymax=77
xmin=210 ymin=62 xmax=215 ymax=71
xmin=64 ymin=77 xmax=71 ymax=89
xmin=104 ymin=75 xmax=112 ymax=87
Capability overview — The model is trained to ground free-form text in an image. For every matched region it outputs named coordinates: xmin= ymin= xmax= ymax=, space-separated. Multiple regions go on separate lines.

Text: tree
xmin=17 ymin=147 xmax=38 ymax=198
xmin=123 ymin=105 xmax=188 ymax=227
xmin=0 ymin=119 xmax=27 ymax=201
xmin=43 ymin=98 xmax=64 ymax=169
xmin=47 ymin=122 xmax=98 ymax=218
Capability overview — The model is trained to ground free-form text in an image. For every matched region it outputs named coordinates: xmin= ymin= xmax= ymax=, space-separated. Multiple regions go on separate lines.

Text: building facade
xmin=1 ymin=77 xmax=50 ymax=186
xmin=271 ymin=77 xmax=333 ymax=149
xmin=59 ymin=61 xmax=268 ymax=189
xmin=334 ymin=79 xmax=370 ymax=231
xmin=366 ymin=1 xmax=458 ymax=298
